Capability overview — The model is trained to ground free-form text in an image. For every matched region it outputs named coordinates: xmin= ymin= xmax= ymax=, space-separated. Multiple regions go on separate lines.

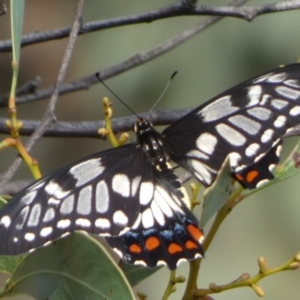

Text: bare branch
xmin=0 ymin=1 xmax=299 ymax=52
xmin=0 ymin=109 xmax=191 ymax=138
xmin=0 ymin=0 xmax=85 ymax=191
xmin=0 ymin=0 xmax=249 ymax=107
xmin=0 ymin=108 xmax=299 ymax=139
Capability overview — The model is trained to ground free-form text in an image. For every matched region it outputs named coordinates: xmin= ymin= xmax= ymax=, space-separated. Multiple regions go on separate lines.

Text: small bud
xmin=238 ymin=273 xmax=250 ymax=281
xmin=136 ymin=292 xmax=147 ymax=300
xmin=119 ymin=132 xmax=129 ymax=144
xmin=98 ymin=128 xmax=109 ymax=136
xmin=16 ymin=121 xmax=23 ymax=130
xmin=209 ymin=283 xmax=219 ymax=292
xmin=289 ymin=262 xmax=299 ymax=270
xmin=258 ymin=256 xmax=267 ymax=273
xmin=103 ymin=97 xmax=110 ymax=105
xmin=175 ymin=275 xmax=185 ymax=283
xmin=251 ymin=284 xmax=265 ymax=297
xmin=294 ymin=252 xmax=300 ymax=262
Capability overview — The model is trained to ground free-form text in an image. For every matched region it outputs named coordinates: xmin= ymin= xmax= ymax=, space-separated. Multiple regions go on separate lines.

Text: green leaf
xmin=121 ymin=261 xmax=161 ymax=287
xmin=10 ymin=0 xmax=24 ymax=64
xmin=201 ymin=157 xmax=232 ymax=227
xmin=0 ymin=233 xmax=135 ymax=300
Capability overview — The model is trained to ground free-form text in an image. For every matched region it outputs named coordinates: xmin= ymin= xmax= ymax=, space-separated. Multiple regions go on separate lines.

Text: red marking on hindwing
xmin=168 ymin=243 xmax=183 ymax=254
xmin=145 ymin=236 xmax=160 ymax=251
xmin=185 ymin=240 xmax=198 ymax=250
xmin=246 ymin=170 xmax=259 ymax=183
xmin=187 ymin=224 xmax=203 ymax=241
xmin=129 ymin=244 xmax=142 ymax=254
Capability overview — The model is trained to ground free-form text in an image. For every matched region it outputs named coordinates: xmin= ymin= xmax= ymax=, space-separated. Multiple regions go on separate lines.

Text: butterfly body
xmin=1 ymin=63 xmax=300 ymax=269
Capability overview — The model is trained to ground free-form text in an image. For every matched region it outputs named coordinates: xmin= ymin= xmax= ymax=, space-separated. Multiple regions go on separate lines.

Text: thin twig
xmin=0 ymin=109 xmax=299 ymax=139
xmin=0 ymin=1 xmax=299 ymax=52
xmin=0 ymin=0 xmax=85 ymax=191
xmin=0 ymin=0 xmax=249 ymax=106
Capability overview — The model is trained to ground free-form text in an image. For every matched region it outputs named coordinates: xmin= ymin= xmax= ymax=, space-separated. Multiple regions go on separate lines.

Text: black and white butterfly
xmin=1 ymin=63 xmax=300 ymax=270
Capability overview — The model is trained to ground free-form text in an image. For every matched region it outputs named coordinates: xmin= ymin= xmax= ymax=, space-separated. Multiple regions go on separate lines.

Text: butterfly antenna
xmin=96 ymin=73 xmax=139 ymax=119
xmin=147 ymin=71 xmax=178 ymax=117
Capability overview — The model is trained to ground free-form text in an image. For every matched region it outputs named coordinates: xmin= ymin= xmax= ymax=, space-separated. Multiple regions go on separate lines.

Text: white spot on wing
xmin=284 ymin=79 xmax=300 ymax=88
xmin=247 ymin=107 xmax=271 ymax=120
xmin=195 ymin=133 xmax=217 ymax=155
xmin=187 ymin=149 xmax=209 ymax=160
xmin=131 ymin=213 xmax=141 ymax=230
xmin=57 ymin=219 xmax=71 ymax=229
xmin=131 ymin=176 xmax=141 ymax=197
xmin=75 ymin=218 xmax=91 ymax=228
xmin=16 ymin=206 xmax=30 ymax=229
xmin=47 ymin=197 xmax=60 ymax=206
xmin=276 ymin=86 xmax=300 ymax=100
xmin=154 ymin=186 xmax=183 ymax=214
xmin=274 ymin=115 xmax=286 ymax=128
xmin=45 ymin=180 xmax=70 ymax=199
xmin=60 ymin=195 xmax=74 ymax=214
xmin=151 ymin=201 xmax=165 ymax=226
xmin=27 ymin=203 xmax=42 ymax=227
xmin=189 ymin=159 xmax=212 ymax=185
xmin=245 ymin=143 xmax=260 ymax=157
xmin=40 ymin=226 xmax=53 ymax=237
xmin=261 ymin=129 xmax=274 ymax=143
xmin=113 ymin=210 xmax=128 ymax=226
xmin=215 ymin=123 xmax=246 ymax=146
xmin=289 ymin=106 xmax=300 ymax=116
xmin=95 ymin=218 xmax=110 ymax=229
xmin=77 ymin=185 xmax=92 ymax=215
xmin=139 ymin=182 xmax=154 ymax=206
xmin=112 ymin=174 xmax=130 ymax=197
xmin=229 ymin=152 xmax=241 ymax=167
xmin=21 ymin=190 xmax=37 ymax=205
xmin=69 ymin=158 xmax=104 ymax=187
xmin=142 ymin=208 xmax=154 ymax=229
xmin=0 ymin=216 xmax=11 ymax=228
xmin=247 ymin=85 xmax=262 ymax=105
xmin=199 ymin=95 xmax=239 ymax=122
xmin=24 ymin=232 xmax=35 ymax=242
xmin=267 ymin=72 xmax=286 ymax=83
xmin=271 ymin=99 xmax=288 ymax=110
xmin=43 ymin=207 xmax=55 ymax=222
xmin=228 ymin=115 xmax=261 ymax=135
xmin=96 ymin=180 xmax=109 ymax=213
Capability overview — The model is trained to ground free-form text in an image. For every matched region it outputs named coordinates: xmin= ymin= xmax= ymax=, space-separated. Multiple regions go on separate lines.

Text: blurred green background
xmin=0 ymin=0 xmax=300 ymax=299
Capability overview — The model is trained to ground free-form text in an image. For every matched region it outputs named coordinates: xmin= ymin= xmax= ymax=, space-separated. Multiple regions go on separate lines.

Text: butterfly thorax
xmin=133 ymin=119 xmax=169 ymax=171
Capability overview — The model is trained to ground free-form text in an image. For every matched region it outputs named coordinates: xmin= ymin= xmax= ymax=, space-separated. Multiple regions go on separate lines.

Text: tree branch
xmin=0 ymin=1 xmax=299 ymax=52
xmin=0 ymin=108 xmax=299 ymax=139
xmin=0 ymin=0 xmax=249 ymax=106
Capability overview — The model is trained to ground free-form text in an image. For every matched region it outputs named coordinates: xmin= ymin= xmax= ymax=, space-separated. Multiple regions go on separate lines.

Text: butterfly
xmin=0 ymin=63 xmax=300 ymax=270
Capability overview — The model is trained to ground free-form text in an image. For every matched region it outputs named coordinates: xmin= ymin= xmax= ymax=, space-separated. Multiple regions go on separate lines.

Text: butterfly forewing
xmin=0 ymin=144 xmax=153 ymax=254
xmin=163 ymin=63 xmax=300 ymax=188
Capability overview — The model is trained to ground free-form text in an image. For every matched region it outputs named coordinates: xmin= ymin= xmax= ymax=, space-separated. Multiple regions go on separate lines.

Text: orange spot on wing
xmin=246 ymin=170 xmax=259 ymax=182
xmin=235 ymin=174 xmax=244 ymax=181
xmin=129 ymin=244 xmax=142 ymax=254
xmin=185 ymin=240 xmax=198 ymax=250
xmin=168 ymin=243 xmax=183 ymax=254
xmin=187 ymin=224 xmax=203 ymax=241
xmin=145 ymin=236 xmax=160 ymax=251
